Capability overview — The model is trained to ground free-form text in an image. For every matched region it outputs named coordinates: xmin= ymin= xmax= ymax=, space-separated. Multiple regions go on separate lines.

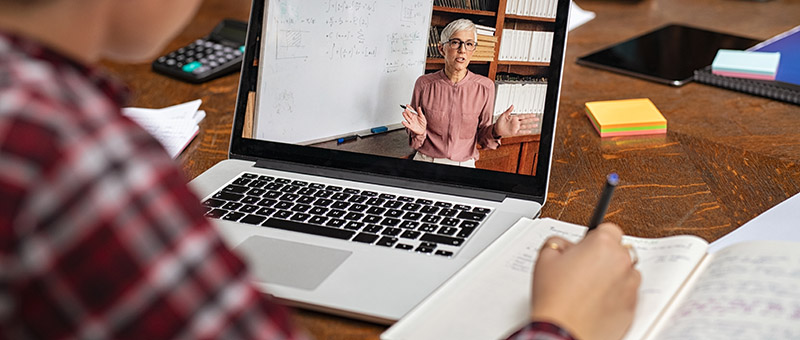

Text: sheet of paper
xmin=122 ymin=100 xmax=204 ymax=158
xmin=708 ymin=192 xmax=800 ymax=253
xmin=381 ymin=218 xmax=709 ymax=340
xmin=568 ymin=1 xmax=596 ymax=32
xmin=651 ymin=241 xmax=800 ymax=340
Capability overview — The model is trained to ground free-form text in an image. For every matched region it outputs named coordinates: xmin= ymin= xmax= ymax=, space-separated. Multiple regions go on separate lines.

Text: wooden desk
xmin=103 ymin=0 xmax=800 ymax=337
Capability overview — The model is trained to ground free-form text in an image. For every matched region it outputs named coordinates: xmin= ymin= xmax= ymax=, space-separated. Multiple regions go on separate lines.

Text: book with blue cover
xmin=694 ymin=25 xmax=800 ymax=105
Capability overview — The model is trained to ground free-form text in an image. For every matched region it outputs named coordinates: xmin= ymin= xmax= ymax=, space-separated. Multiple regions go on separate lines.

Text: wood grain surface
xmin=102 ymin=0 xmax=800 ymax=337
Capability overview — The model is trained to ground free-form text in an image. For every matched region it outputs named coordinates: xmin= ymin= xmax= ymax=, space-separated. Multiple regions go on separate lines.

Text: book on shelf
xmin=505 ymin=0 xmax=558 ymax=18
xmin=381 ymin=217 xmax=800 ymax=340
xmin=494 ymin=79 xmax=546 ymax=134
xmin=693 ymin=24 xmax=800 ymax=106
xmin=499 ymin=29 xmax=553 ymax=62
xmin=433 ymin=0 xmax=493 ymax=11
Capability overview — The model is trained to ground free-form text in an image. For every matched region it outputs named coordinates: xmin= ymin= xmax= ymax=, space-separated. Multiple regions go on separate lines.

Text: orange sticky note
xmin=585 ymin=98 xmax=667 ymax=137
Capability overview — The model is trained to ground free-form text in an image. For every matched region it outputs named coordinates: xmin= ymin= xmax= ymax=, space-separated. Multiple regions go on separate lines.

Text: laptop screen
xmin=229 ymin=0 xmax=570 ymax=202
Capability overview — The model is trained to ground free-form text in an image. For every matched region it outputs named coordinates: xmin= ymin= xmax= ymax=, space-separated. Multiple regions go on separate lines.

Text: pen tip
xmin=607 ymin=173 xmax=619 ymax=185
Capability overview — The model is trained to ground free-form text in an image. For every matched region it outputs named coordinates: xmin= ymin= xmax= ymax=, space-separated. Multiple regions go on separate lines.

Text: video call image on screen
xmin=244 ymin=0 xmax=555 ymax=176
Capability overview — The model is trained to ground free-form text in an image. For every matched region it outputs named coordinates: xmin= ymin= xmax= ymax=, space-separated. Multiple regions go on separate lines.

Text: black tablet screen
xmin=577 ymin=24 xmax=760 ymax=86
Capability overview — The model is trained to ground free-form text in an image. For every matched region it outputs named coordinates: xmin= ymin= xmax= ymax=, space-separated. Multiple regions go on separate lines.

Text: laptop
xmin=189 ymin=0 xmax=570 ymax=324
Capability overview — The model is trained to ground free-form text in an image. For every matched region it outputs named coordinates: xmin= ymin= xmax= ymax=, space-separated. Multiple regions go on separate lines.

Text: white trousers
xmin=413 ymin=152 xmax=476 ymax=168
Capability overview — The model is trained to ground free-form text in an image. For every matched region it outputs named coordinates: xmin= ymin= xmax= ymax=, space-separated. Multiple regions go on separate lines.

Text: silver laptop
xmin=189 ymin=0 xmax=570 ymax=324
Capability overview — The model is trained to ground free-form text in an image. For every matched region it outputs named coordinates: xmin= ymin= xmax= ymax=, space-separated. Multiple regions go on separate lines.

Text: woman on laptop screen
xmin=402 ymin=19 xmax=539 ymax=168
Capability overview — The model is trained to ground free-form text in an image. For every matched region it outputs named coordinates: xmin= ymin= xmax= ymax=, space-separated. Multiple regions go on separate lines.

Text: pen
xmin=588 ymin=173 xmax=619 ymax=231
xmin=400 ymin=104 xmax=417 ymax=114
xmin=337 ymin=135 xmax=358 ymax=144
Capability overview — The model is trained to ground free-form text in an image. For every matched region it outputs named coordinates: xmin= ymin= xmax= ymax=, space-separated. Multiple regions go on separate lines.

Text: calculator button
xmin=225 ymin=53 xmax=234 ymax=60
xmin=215 ymin=50 xmax=225 ymax=56
xmin=185 ymin=50 xmax=195 ymax=56
xmin=175 ymin=55 xmax=185 ymax=61
xmin=196 ymin=53 xmax=205 ymax=58
xmin=203 ymin=41 xmax=214 ymax=48
xmin=194 ymin=66 xmax=210 ymax=74
xmin=209 ymin=61 xmax=219 ymax=68
xmin=213 ymin=44 xmax=223 ymax=50
xmin=157 ymin=56 xmax=166 ymax=62
xmin=224 ymin=46 xmax=233 ymax=53
xmin=165 ymin=59 xmax=176 ymax=66
xmin=195 ymin=39 xmax=204 ymax=45
xmin=182 ymin=61 xmax=202 ymax=73
xmin=199 ymin=58 xmax=209 ymax=64
xmin=239 ymin=45 xmax=245 ymax=53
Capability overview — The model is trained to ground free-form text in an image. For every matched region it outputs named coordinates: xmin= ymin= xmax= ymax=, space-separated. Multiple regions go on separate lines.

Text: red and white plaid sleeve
xmin=0 ymin=32 xmax=309 ymax=340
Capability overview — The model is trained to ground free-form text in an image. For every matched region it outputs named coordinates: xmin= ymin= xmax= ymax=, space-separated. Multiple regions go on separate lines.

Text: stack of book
xmin=473 ymin=24 xmax=497 ymax=62
xmin=498 ymin=29 xmax=553 ymax=63
xmin=427 ymin=26 xmax=444 ymax=58
xmin=494 ymin=79 xmax=548 ymax=134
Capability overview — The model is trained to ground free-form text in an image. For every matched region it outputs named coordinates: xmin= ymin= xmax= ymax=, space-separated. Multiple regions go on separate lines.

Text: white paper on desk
xmin=568 ymin=1 xmax=595 ymax=32
xmin=123 ymin=99 xmax=204 ymax=159
xmin=708 ymin=192 xmax=800 ymax=253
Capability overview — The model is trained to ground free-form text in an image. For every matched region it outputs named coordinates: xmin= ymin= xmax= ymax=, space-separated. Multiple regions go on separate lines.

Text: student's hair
xmin=439 ymin=18 xmax=478 ymax=44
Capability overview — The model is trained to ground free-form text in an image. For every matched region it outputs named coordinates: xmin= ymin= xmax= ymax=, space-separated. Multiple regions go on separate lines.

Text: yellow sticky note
xmin=585 ymin=98 xmax=667 ymax=137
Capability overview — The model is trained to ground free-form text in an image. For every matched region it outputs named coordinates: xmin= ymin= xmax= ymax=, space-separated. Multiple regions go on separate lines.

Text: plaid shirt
xmin=0 ymin=32 xmax=308 ymax=339
xmin=0 ymin=32 xmax=572 ymax=340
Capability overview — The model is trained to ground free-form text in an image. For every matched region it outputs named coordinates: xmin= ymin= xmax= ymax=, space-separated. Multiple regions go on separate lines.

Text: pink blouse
xmin=408 ymin=70 xmax=500 ymax=162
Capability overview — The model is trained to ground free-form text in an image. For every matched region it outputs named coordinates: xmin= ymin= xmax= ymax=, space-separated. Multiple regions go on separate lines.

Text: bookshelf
xmin=426 ymin=0 xmax=556 ymax=174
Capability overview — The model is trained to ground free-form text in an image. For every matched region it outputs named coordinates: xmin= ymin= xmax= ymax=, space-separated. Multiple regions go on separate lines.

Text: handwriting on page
xmin=654 ymin=242 xmax=800 ymax=340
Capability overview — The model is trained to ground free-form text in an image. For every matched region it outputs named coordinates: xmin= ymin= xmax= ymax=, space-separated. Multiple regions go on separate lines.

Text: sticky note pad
xmin=585 ymin=98 xmax=667 ymax=138
xmin=711 ymin=49 xmax=781 ymax=80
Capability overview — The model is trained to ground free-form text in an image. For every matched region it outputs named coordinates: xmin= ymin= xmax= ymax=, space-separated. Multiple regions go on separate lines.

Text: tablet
xmin=576 ymin=24 xmax=760 ymax=86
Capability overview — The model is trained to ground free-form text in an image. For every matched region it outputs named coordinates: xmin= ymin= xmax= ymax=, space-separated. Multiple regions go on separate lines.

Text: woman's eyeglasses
xmin=444 ymin=39 xmax=477 ymax=51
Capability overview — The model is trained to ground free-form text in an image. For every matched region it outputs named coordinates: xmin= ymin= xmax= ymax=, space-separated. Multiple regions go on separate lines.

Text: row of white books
xmin=505 ymin=0 xmax=558 ymax=18
xmin=494 ymin=82 xmax=547 ymax=134
xmin=498 ymin=29 xmax=553 ymax=62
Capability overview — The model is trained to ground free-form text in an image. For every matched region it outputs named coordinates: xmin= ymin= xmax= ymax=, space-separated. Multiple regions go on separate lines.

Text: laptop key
xmin=395 ymin=243 xmax=413 ymax=250
xmin=420 ymin=206 xmax=439 ymax=214
xmin=326 ymin=185 xmax=343 ymax=192
xmin=232 ymin=178 xmax=251 ymax=186
xmin=454 ymin=204 xmax=472 ymax=210
xmin=349 ymin=203 xmax=368 ymax=212
xmin=298 ymin=187 xmax=317 ymax=195
xmin=240 ymin=214 xmax=267 ymax=225
xmin=291 ymin=204 xmax=311 ymax=212
xmin=473 ymin=207 xmax=491 ymax=214
xmin=361 ymin=191 xmax=378 ymax=197
xmin=434 ymin=201 xmax=453 ymax=208
xmin=239 ymin=204 xmax=259 ymax=214
xmin=223 ymin=212 xmax=245 ymax=221
xmin=331 ymin=201 xmax=349 ymax=210
xmin=438 ymin=226 xmax=458 ymax=235
xmin=421 ymin=214 xmax=441 ymax=223
xmin=241 ymin=196 xmax=260 ymax=205
xmin=399 ymin=221 xmax=419 ymax=229
xmin=290 ymin=213 xmax=311 ymax=222
xmin=402 ymin=212 xmax=422 ymax=220
xmin=379 ymin=193 xmax=396 ymax=200
xmin=222 ymin=202 xmax=243 ymax=210
xmin=314 ymin=190 xmax=333 ymax=198
xmin=309 ymin=207 xmax=328 ymax=215
xmin=437 ymin=208 xmax=458 ymax=217
xmin=279 ymin=193 xmax=299 ymax=201
xmin=416 ymin=198 xmax=433 ymax=205
xmin=242 ymin=173 xmax=257 ymax=179
xmin=384 ymin=200 xmax=403 ymax=209
xmin=366 ymin=206 xmax=386 ymax=215
xmin=397 ymin=196 xmax=415 ymax=202
xmin=273 ymin=210 xmax=292 ymax=219
xmin=380 ymin=218 xmax=401 ymax=226
xmin=349 ymin=195 xmax=368 ymax=203
xmin=440 ymin=218 xmax=460 ymax=227
xmin=457 ymin=226 xmax=476 ymax=238
xmin=256 ymin=207 xmax=276 ymax=216
xmin=457 ymin=211 xmax=487 ymax=221
xmin=344 ymin=188 xmax=361 ymax=194
xmin=327 ymin=219 xmax=345 ymax=228
xmin=256 ymin=175 xmax=273 ymax=181
xmin=309 ymin=183 xmax=326 ymax=189
xmin=420 ymin=233 xmax=464 ymax=246
xmin=313 ymin=198 xmax=333 ymax=206
xmin=400 ymin=230 xmax=421 ymax=240
xmin=364 ymin=224 xmax=382 ymax=233
xmin=419 ymin=223 xmax=437 ymax=232
xmin=366 ymin=197 xmax=385 ymax=206
xmin=401 ymin=203 xmax=421 ymax=211
xmin=247 ymin=188 xmax=267 ymax=196
xmin=292 ymin=180 xmax=308 ymax=187
xmin=257 ymin=198 xmax=276 ymax=207
xmin=213 ymin=191 xmax=243 ymax=202
xmin=275 ymin=178 xmax=291 ymax=184
xmin=327 ymin=209 xmax=346 ymax=218
xmin=381 ymin=227 xmax=401 ymax=236
xmin=274 ymin=201 xmax=293 ymax=210
xmin=344 ymin=222 xmax=364 ymax=230
xmin=385 ymin=209 xmax=402 ymax=218
xmin=308 ymin=215 xmax=328 ymax=224
xmin=363 ymin=215 xmax=382 ymax=224
xmin=376 ymin=236 xmax=398 ymax=247
xmin=249 ymin=180 xmax=270 ymax=188
xmin=205 ymin=209 xmax=228 ymax=218
xmin=203 ymin=198 xmax=225 ymax=208
xmin=416 ymin=245 xmax=435 ymax=253
xmin=296 ymin=196 xmax=316 ymax=204
xmin=352 ymin=233 xmax=379 ymax=244
xmin=343 ymin=212 xmax=364 ymax=220
xmin=332 ymin=193 xmax=350 ymax=200
xmin=434 ymin=250 xmax=454 ymax=257
xmin=264 ymin=191 xmax=282 ymax=199
xmin=261 ymin=218 xmax=355 ymax=240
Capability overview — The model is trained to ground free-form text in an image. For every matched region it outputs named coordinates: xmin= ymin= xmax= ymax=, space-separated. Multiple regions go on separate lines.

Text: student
xmin=0 ymin=0 xmax=639 ymax=338
xmin=402 ymin=18 xmax=539 ymax=168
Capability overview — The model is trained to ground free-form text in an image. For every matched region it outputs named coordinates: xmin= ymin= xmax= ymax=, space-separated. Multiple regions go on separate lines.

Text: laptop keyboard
xmin=201 ymin=172 xmax=493 ymax=257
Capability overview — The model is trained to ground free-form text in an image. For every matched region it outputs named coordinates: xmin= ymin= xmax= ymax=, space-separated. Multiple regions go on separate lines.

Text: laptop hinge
xmin=253 ymin=159 xmax=507 ymax=203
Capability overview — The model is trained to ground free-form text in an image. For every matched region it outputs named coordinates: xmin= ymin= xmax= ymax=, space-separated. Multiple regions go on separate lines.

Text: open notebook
xmin=381 ymin=217 xmax=800 ymax=340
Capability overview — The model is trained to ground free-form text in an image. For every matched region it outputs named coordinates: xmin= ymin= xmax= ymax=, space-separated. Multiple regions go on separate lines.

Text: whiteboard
xmin=255 ymin=0 xmax=433 ymax=144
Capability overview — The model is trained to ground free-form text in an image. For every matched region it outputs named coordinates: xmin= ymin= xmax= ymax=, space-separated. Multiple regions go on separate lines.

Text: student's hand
xmin=401 ymin=104 xmax=427 ymax=136
xmin=530 ymin=223 xmax=641 ymax=340
xmin=493 ymin=105 xmax=540 ymax=137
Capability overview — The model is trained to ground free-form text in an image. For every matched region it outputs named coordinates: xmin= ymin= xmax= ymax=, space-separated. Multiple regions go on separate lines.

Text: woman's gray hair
xmin=439 ymin=19 xmax=478 ymax=44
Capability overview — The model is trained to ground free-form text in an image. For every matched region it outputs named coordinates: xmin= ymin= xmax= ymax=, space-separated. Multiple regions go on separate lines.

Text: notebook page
xmin=381 ymin=218 xmax=708 ymax=340
xmin=650 ymin=241 xmax=800 ymax=340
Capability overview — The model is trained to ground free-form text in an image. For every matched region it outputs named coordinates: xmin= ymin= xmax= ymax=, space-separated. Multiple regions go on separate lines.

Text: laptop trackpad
xmin=235 ymin=236 xmax=352 ymax=291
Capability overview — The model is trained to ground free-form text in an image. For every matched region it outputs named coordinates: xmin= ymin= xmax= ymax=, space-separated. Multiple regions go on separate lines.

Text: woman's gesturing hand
xmin=401 ymin=104 xmax=427 ymax=136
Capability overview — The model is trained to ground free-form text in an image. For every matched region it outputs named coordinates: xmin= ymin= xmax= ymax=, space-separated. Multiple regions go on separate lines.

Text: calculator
xmin=152 ymin=19 xmax=248 ymax=84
